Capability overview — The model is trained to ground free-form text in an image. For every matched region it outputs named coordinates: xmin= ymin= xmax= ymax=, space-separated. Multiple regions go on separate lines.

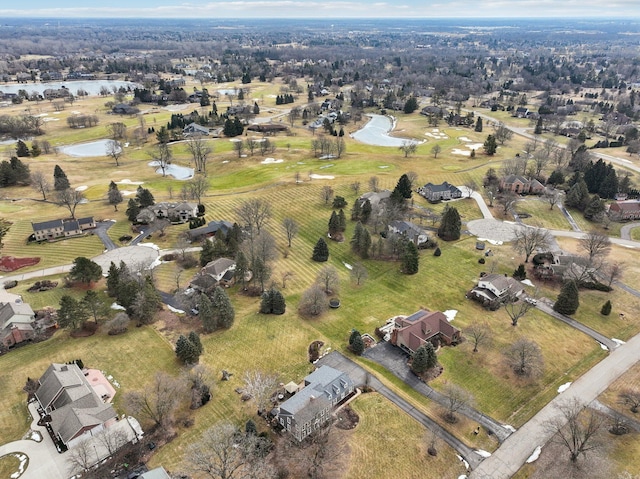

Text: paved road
xmin=591 ymin=399 xmax=640 ymax=433
xmin=364 ymin=342 xmax=512 ymax=442
xmin=620 ymin=222 xmax=640 ymax=240
xmin=93 ymin=220 xmax=117 ymax=250
xmin=469 ymin=328 xmax=640 ymax=479
xmin=557 ymin=204 xmax=581 ymax=232
xmin=317 ymin=351 xmax=483 ymax=469
xmin=535 ymin=299 xmax=618 ymax=351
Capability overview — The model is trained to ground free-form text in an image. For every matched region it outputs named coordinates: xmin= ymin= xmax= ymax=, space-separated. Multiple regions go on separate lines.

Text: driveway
xmin=93 ymin=220 xmax=117 ymax=250
xmin=620 ymin=222 xmax=640 ymax=240
xmin=317 ymin=351 xmax=484 ymax=470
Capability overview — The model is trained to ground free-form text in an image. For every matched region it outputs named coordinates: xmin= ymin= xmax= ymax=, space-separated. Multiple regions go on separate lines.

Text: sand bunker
xmin=75 ymin=185 xmax=88 ymax=192
xmin=115 ymin=179 xmax=144 ymax=185
xmin=309 ymin=174 xmax=335 ymax=180
xmin=261 ymin=158 xmax=284 ymax=164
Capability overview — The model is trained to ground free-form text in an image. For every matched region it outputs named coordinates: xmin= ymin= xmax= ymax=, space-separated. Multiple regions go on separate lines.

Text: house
xmin=469 ymin=273 xmax=524 ymax=307
xmin=358 ymin=190 xmax=391 ymax=209
xmin=31 ymin=217 xmax=96 ymax=241
xmin=190 ymin=257 xmax=236 ymax=291
xmin=276 ymin=365 xmax=354 ymax=442
xmin=390 ymin=310 xmax=461 ymax=353
xmin=417 ymin=182 xmax=462 ymax=202
xmin=535 ymin=254 xmax=597 ymax=282
xmin=514 ymin=107 xmax=529 ymax=118
xmin=183 ymin=122 xmax=209 ymax=136
xmin=112 ymin=103 xmax=140 ymax=115
xmin=34 ymin=363 xmax=118 ymax=448
xmin=246 ymin=123 xmax=290 ymax=135
xmin=185 ymin=220 xmax=234 ymax=242
xmin=0 ymin=301 xmax=36 ymax=349
xmin=136 ymin=202 xmax=198 ymax=224
xmin=609 ymin=201 xmax=640 ymax=221
xmin=388 ymin=220 xmax=429 ymax=246
xmin=499 ymin=175 xmax=545 ymax=195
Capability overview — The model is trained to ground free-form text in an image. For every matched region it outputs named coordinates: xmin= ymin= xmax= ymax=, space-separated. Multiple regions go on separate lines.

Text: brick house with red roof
xmin=390 ymin=310 xmax=461 ymax=353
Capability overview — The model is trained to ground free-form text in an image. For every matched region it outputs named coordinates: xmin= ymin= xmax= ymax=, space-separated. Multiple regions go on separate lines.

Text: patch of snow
xmin=138 ymin=242 xmax=160 ymax=250
xmin=261 ymin=158 xmax=284 ymax=164
xmin=502 ymin=424 xmax=516 ymax=432
xmin=600 ymin=342 xmax=609 ymax=351
xmin=167 ymin=305 xmax=185 ymax=314
xmin=521 ymin=279 xmax=535 ymax=287
xmin=456 ymin=455 xmax=470 ymax=470
xmin=343 ymin=262 xmax=353 ymax=270
xmin=378 ymin=165 xmax=390 ymax=169
xmin=43 ymin=117 xmax=59 ymax=122
xmin=475 ymin=449 xmax=491 ymax=458
xmin=297 ymin=161 xmax=305 ymax=165
xmin=443 ymin=310 xmax=458 ymax=322
xmin=485 ymin=239 xmax=503 ymax=246
xmin=458 ymin=476 xmax=468 ymax=479
xmin=75 ymin=185 xmax=88 ymax=191
xmin=309 ymin=174 xmax=335 ymax=180
xmin=222 ymin=160 xmax=229 ymax=164
xmin=612 ymin=338 xmax=626 ymax=345
xmin=319 ymin=154 xmax=337 ymax=160
xmin=111 ymin=303 xmax=126 ymax=310
xmin=452 ymin=148 xmax=471 ymax=156
xmin=124 ymin=142 xmax=129 ymax=147
xmin=120 ymin=190 xmax=136 ymax=196
xmin=229 ymin=138 xmax=242 ymax=142
xmin=459 ymin=136 xmax=472 ymax=142
xmin=319 ymin=164 xmax=334 ymax=169
xmin=557 ymin=382 xmax=571 ymax=393
xmin=526 ymin=446 xmax=542 ymax=463
xmin=467 ymin=143 xmax=484 ymax=150
xmin=116 ymin=179 xmax=144 ymax=185
xmin=149 ymin=257 xmax=163 ymax=269
xmin=72 ymin=110 xmax=81 ymax=114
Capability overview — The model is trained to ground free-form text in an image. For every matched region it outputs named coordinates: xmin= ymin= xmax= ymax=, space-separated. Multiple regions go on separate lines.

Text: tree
xmin=151 ymin=142 xmax=172 ymax=177
xmin=107 ymin=121 xmax=127 ymax=140
xmin=368 ymin=176 xmax=379 ymax=192
xmin=188 ymin=176 xmax=209 ymax=205
xmin=107 ymin=181 xmax=123 ymax=211
xmin=601 ymin=300 xmax=612 ymax=316
xmin=176 ymin=334 xmax=201 ymax=364
xmin=442 ymin=383 xmax=474 ymax=424
xmin=466 ymin=323 xmax=492 ymax=353
xmin=503 ymin=294 xmax=533 ymax=327
xmin=95 ymin=428 xmax=128 ymax=458
xmin=604 ymin=262 xmax=623 ymax=288
xmin=30 ymin=170 xmax=50 ymax=200
xmin=332 ymin=195 xmax=347 ymax=209
xmin=199 ymin=293 xmax=216 ymax=332
xmin=186 ymin=134 xmax=213 ymax=174
xmin=554 ymin=280 xmax=580 ymax=315
xmin=498 ymin=192 xmax=519 ymax=218
xmin=483 ymin=134 xmax=497 ymax=155
xmin=15 ymin=139 xmax=30 ymax=157
xmin=126 ymin=198 xmax=140 ymax=222
xmin=506 ymin=338 xmax=544 ymax=378
xmin=544 ymin=189 xmax=561 ymax=210
xmin=123 ymin=371 xmax=185 ymax=431
xmin=55 ymin=188 xmax=84 ymax=219
xmin=512 ymin=226 xmax=551 ymax=262
xmin=69 ymin=257 xmax=102 ymax=285
xmin=400 ymin=141 xmax=417 ymax=158
xmin=299 ymin=284 xmax=328 ymax=316
xmin=475 ymin=117 xmax=483 ymax=132
xmin=403 ymin=96 xmax=419 ymax=113
xmin=438 ymin=206 xmax=461 ymax=241
xmin=583 ymin=194 xmax=605 ymax=221
xmin=494 ymin=123 xmax=513 ymax=145
xmin=351 ymin=334 xmax=365 ymax=356
xmin=236 ymin=198 xmax=271 ymax=235
xmin=57 ymin=295 xmax=87 ymax=331
xmin=401 ymin=241 xmax=419 ymax=274
xmin=464 ymin=180 xmax=477 ymax=198
xmin=351 ymin=222 xmax=371 ymax=258
xmin=579 ymin=230 xmax=611 ymax=266
xmin=619 ymin=389 xmax=640 ymax=413
xmin=66 ymin=436 xmax=94 ymax=474
xmin=546 ymin=399 xmax=604 ymax=463
xmin=350 ymin=262 xmax=368 ymax=286
xmin=212 ymin=286 xmax=235 ymax=329
xmin=282 ymin=217 xmax=299 ymax=247
xmin=412 ymin=343 xmax=437 ymax=374
xmin=81 ymin=290 xmax=105 ymax=323
xmin=316 ymin=265 xmax=339 ymax=294
xmin=393 ymin=173 xmax=413 ymax=201
xmin=53 ymin=164 xmax=70 ymax=191
xmin=312 ymin=237 xmax=329 ymax=262
xmin=106 ymin=139 xmax=122 ymax=166
xmin=243 ymin=370 xmax=279 ymax=414
xmin=135 ymin=186 xmax=155 ymax=208
xmin=260 ymin=288 xmax=286 ymax=315
xmin=431 ymin=144 xmax=442 ymax=158
xmin=131 ymin=278 xmax=162 ymax=324
xmin=320 ymin=185 xmax=334 ymax=205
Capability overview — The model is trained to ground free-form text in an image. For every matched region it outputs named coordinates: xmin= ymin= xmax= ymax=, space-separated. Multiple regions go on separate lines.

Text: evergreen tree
xmin=69 ymin=257 xmax=103 ymax=285
xmin=553 ymin=280 xmax=580 ymax=315
xmin=513 ymin=264 xmax=527 ymax=280
xmin=534 ymin=117 xmax=543 ymax=134
xmin=424 ymin=342 xmax=438 ymax=369
xmin=57 ymin=295 xmax=87 ymax=331
xmin=583 ymin=194 xmax=605 ymax=221
xmin=212 ymin=286 xmax=235 ymax=329
xmin=438 ymin=206 xmax=461 ymax=241
xmin=9 ymin=157 xmax=30 ymax=184
xmin=332 ymin=196 xmax=347 ymax=209
xmin=245 ymin=419 xmax=257 ymax=435
xmin=411 ymin=344 xmax=430 ymax=374
xmin=338 ymin=209 xmax=346 ymax=232
xmin=133 ymin=278 xmax=162 ymax=324
xmin=312 ymin=238 xmax=329 ymax=262
xmin=599 ymin=169 xmax=619 ymax=199
xmin=483 ymin=135 xmax=497 ymax=155
xmin=351 ymin=334 xmax=365 ymax=355
xmin=601 ymin=300 xmax=612 ymax=316
xmin=136 ymin=186 xmax=155 ymax=208
xmin=328 ymin=210 xmax=340 ymax=236
xmin=403 ymin=97 xmax=419 ymax=114
xmin=234 ymin=251 xmax=249 ymax=290
xmin=565 ymin=180 xmax=590 ymax=211
xmin=15 ymin=140 xmax=30 ymax=157
xmin=392 ymin=174 xmax=413 ymax=201
xmin=259 ymin=289 xmax=273 ymax=314
xmin=175 ymin=334 xmax=200 ymax=364
xmin=361 ymin=199 xmax=372 ymax=223
xmin=351 ymin=200 xmax=362 ymax=221
xmin=106 ymin=261 xmax=120 ymax=297
xmin=199 ymin=293 xmax=216 ymax=333
xmin=200 ymin=239 xmax=215 ymax=267
xmin=188 ymin=331 xmax=203 ymax=355
xmin=125 ymin=198 xmax=140 ymax=222
xmin=547 ymin=170 xmax=565 ymax=186
xmin=108 ymin=181 xmax=123 ymax=211
xmin=53 ymin=164 xmax=70 ymax=191
xmin=349 ymin=329 xmax=361 ymax=346
xmin=271 ymin=289 xmax=286 ymax=315
xmin=402 ymin=241 xmax=420 ymax=274
xmin=475 ymin=117 xmax=483 ymax=132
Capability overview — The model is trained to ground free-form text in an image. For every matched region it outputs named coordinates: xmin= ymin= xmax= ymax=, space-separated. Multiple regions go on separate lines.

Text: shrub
xmin=4 ymin=280 xmax=17 ymax=289
xmin=513 ymin=264 xmax=526 ymax=280
xmin=433 ymin=247 xmax=442 ymax=257
xmin=601 ymin=300 xmax=612 ymax=316
xmin=478 ymin=258 xmax=485 ymax=264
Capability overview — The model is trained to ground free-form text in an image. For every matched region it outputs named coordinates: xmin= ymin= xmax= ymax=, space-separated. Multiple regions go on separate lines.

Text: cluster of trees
xmin=200 ymin=224 xmax=243 ymax=266
xmin=438 ymin=206 xmax=461 ymax=241
xmin=275 ymin=93 xmax=295 ymax=104
xmin=0 ymin=156 xmax=30 ymax=187
xmin=222 ymin=117 xmax=244 ymax=137
xmin=66 ymin=114 xmax=99 ymax=129
xmin=197 ymin=287 xmax=235 ymax=332
xmin=175 ymin=331 xmax=203 ymax=364
xmin=125 ymin=186 xmax=155 ymax=222
xmin=310 ymin=135 xmax=346 ymax=158
xmin=259 ymin=287 xmax=286 ymax=315
xmin=411 ymin=342 xmax=438 ymax=374
xmin=0 ymin=114 xmax=43 ymax=139
xmin=106 ymin=261 xmax=162 ymax=324
xmin=57 ymin=289 xmax=108 ymax=331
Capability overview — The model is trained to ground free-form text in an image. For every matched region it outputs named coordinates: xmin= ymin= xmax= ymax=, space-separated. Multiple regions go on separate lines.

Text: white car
xmin=524 ymin=297 xmax=538 ymax=305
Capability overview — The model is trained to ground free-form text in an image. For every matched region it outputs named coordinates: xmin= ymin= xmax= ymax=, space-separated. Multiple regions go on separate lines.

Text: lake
xmin=148 ymin=161 xmax=194 ymax=180
xmin=0 ymin=80 xmax=141 ymax=96
xmin=58 ymin=139 xmax=120 ymax=157
xmin=351 ymin=114 xmax=422 ymax=147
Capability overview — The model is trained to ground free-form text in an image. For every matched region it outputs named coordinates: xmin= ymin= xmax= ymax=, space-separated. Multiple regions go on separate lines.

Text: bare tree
xmin=233 ymin=139 xmax=245 ymax=158
xmin=282 ymin=217 xmax=299 ymax=247
xmin=546 ymin=399 xmax=604 ymax=463
xmin=188 ymin=175 xmax=209 ymax=204
xmin=55 ymin=188 xmax=85 ymax=219
xmin=306 ymin=415 xmax=339 ymax=479
xmin=494 ymin=123 xmax=513 ymax=144
xmin=486 ymin=186 xmax=498 ymax=207
xmin=544 ymin=189 xmax=560 ymax=210
xmin=299 ymin=284 xmax=328 ymax=316
xmin=334 ymin=137 xmax=346 ymax=158
xmin=442 ymin=383 xmax=475 ymax=424
xmin=320 ymin=185 xmax=334 ymax=205
xmin=107 ymin=121 xmax=127 ymax=140
xmin=431 ymin=144 xmax=442 ymax=158
xmin=512 ymin=226 xmax=552 ymax=262
xmin=368 ymin=176 xmax=379 ymax=192
xmin=350 ymin=181 xmax=361 ymax=196
xmin=95 ymin=428 xmax=129 ymax=457
xmin=505 ymin=338 xmax=544 ymax=378
xmin=186 ymin=135 xmax=213 ymax=174
xmin=465 ymin=323 xmax=492 ymax=352
xmin=399 ymin=141 xmax=417 ymax=158
xmin=579 ymin=230 xmax=611 ymax=266
xmin=106 ymin=139 xmax=123 ymax=166
xmin=503 ymin=294 xmax=534 ymax=326
xmin=350 ymin=262 xmax=368 ymax=286
xmin=30 ymin=170 xmax=50 ymax=200
xmin=464 ymin=180 xmax=477 ymax=198
xmin=316 ymin=265 xmax=339 ymax=295
xmin=66 ymin=438 xmax=94 ymax=475
xmin=281 ymin=271 xmax=294 ymax=289
xmin=619 ymin=389 xmax=640 ymax=413
xmin=604 ymin=262 xmax=623 ymax=288
xmin=150 ymin=142 xmax=172 ymax=177
xmin=246 ymin=138 xmax=258 ymax=156
xmin=123 ymin=371 xmax=185 ymax=431
xmin=498 ymin=192 xmax=519 ymax=218
xmin=243 ymin=370 xmax=279 ymax=414
xmin=236 ymin=199 xmax=272 ymax=235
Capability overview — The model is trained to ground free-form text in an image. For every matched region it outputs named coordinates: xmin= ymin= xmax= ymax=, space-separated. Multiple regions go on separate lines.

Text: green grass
xmin=516 ymin=197 xmax=573 ymax=230
xmin=0 ymin=454 xmax=22 ymax=479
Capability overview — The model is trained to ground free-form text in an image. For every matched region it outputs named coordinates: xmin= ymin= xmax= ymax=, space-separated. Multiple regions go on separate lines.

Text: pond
xmin=351 ymin=114 xmax=422 ymax=147
xmin=58 ymin=139 xmax=120 ymax=157
xmin=0 ymin=80 xmax=140 ymax=96
xmin=148 ymin=161 xmax=194 ymax=180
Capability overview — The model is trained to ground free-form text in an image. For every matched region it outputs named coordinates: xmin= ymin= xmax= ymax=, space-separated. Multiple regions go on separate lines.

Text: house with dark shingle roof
xmin=31 ymin=217 xmax=95 ymax=241
xmin=390 ymin=310 xmax=461 ymax=353
xmin=469 ymin=273 xmax=524 ymax=308
xmin=35 ymin=363 xmax=117 ymax=448
xmin=190 ymin=257 xmax=237 ymax=292
xmin=185 ymin=220 xmax=234 ymax=242
xmin=499 ymin=175 xmax=545 ymax=195
xmin=417 ymin=182 xmax=462 ymax=202
xmin=276 ymin=365 xmax=354 ymax=441
xmin=388 ymin=220 xmax=429 ymax=246
xmin=0 ymin=301 xmax=35 ymax=348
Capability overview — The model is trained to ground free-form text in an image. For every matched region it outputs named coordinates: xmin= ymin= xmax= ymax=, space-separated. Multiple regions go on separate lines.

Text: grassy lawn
xmin=0 ymin=454 xmax=21 ymax=478
xmin=516 ymin=197 xmax=573 ymax=230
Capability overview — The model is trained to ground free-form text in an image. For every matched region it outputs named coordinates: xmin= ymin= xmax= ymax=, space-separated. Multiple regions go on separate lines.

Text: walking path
xmin=469 ymin=331 xmax=640 ymax=478
xmin=620 ymin=222 xmax=640 ymax=240
xmin=557 ymin=204 xmax=581 ymax=232
xmin=317 ymin=351 xmax=483 ymax=469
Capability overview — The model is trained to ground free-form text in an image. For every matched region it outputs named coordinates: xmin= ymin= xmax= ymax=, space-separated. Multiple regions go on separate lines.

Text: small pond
xmin=0 ymin=80 xmax=140 ymax=96
xmin=351 ymin=114 xmax=422 ymax=147
xmin=59 ymin=139 xmax=120 ymax=157
xmin=148 ymin=161 xmax=194 ymax=180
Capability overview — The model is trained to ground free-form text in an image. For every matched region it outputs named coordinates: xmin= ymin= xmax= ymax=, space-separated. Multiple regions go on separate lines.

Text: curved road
xmin=620 ymin=222 xmax=640 ymax=240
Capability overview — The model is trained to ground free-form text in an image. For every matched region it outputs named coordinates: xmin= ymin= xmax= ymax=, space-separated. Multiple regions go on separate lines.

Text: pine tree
xmin=601 ymin=300 xmax=612 ymax=316
xmin=553 ymin=280 xmax=580 ymax=315
xmin=534 ymin=117 xmax=543 ymax=134
xmin=351 ymin=222 xmax=364 ymax=254
xmin=53 ymin=164 xmax=70 ymax=191
xmin=199 ymin=293 xmax=216 ymax=333
xmin=351 ymin=334 xmax=365 ymax=355
xmin=438 ymin=206 xmax=461 ymax=241
xmin=271 ymin=289 xmax=286 ymax=315
xmin=245 ymin=419 xmax=257 ymax=435
xmin=338 ymin=209 xmax=346 ymax=232
xmin=106 ymin=262 xmax=120 ymax=297
xmin=175 ymin=335 xmax=200 ymax=364
xmin=361 ymin=199 xmax=372 ymax=223
xmin=136 ymin=186 xmax=155 ymax=208
xmin=15 ymin=140 xmax=30 ymax=157
xmin=475 ymin=117 xmax=483 ymax=132
xmin=125 ymin=198 xmax=140 ymax=222
xmin=583 ymin=194 xmax=605 ymax=221
xmin=328 ymin=211 xmax=340 ymax=236
xmin=411 ymin=344 xmax=429 ymax=373
xmin=188 ymin=331 xmax=203 ymax=355
xmin=349 ymin=329 xmax=361 ymax=346
xmin=513 ymin=264 xmax=527 ymax=280
xmin=483 ymin=134 xmax=497 ymax=155
xmin=259 ymin=289 xmax=273 ymax=314
xmin=402 ymin=241 xmax=419 ymax=274
xmin=424 ymin=343 xmax=438 ymax=369
xmin=351 ymin=200 xmax=362 ymax=221
xmin=108 ymin=181 xmax=123 ymax=211
xmin=312 ymin=237 xmax=329 ymax=262
xmin=200 ymin=239 xmax=215 ymax=267
xmin=9 ymin=157 xmax=30 ymax=184
xmin=234 ymin=251 xmax=249 ymax=290
xmin=212 ymin=286 xmax=235 ymax=329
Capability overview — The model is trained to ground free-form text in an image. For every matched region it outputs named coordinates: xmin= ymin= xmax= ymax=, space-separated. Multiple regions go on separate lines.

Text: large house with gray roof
xmin=0 ymin=301 xmax=36 ymax=349
xmin=31 ymin=217 xmax=95 ymax=241
xmin=276 ymin=365 xmax=354 ymax=441
xmin=469 ymin=273 xmax=525 ymax=308
xmin=417 ymin=182 xmax=462 ymax=202
xmin=35 ymin=363 xmax=117 ymax=448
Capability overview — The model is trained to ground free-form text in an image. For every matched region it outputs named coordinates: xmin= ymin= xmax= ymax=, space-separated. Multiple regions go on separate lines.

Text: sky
xmin=0 ymin=0 xmax=638 ymax=19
